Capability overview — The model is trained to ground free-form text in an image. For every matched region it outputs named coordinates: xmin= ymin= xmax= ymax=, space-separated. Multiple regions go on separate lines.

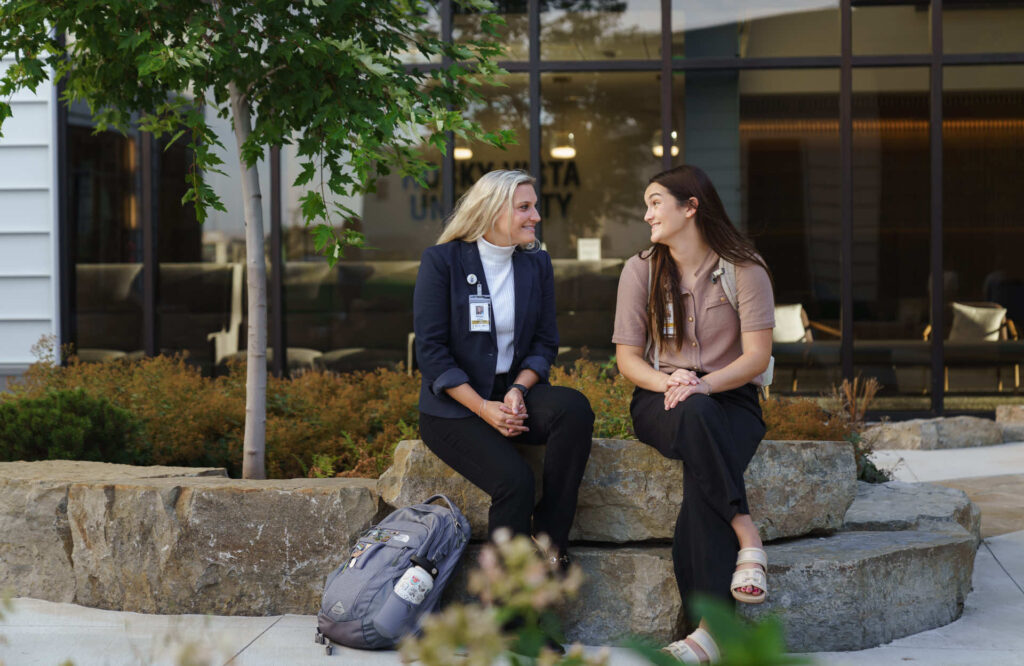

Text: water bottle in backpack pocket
xmin=316 ymin=494 xmax=470 ymax=650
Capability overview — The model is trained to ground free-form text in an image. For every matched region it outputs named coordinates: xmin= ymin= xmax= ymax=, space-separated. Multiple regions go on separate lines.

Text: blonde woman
xmin=413 ymin=170 xmax=594 ymax=570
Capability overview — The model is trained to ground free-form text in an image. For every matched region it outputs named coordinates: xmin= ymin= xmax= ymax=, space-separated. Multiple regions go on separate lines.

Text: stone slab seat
xmin=0 ymin=461 xmax=227 ymax=603
xmin=378 ymin=439 xmax=857 ymax=543
xmin=441 ymin=481 xmax=979 ymax=651
xmin=737 ymin=527 xmax=976 ymax=652
xmin=0 ymin=461 xmax=378 ymax=615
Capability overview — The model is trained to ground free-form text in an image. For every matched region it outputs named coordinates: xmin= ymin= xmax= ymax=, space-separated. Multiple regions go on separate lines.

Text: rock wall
xmin=0 ymin=446 xmax=980 ymax=653
xmin=0 ymin=462 xmax=378 ymax=614
xmin=379 ymin=439 xmax=857 ymax=543
xmin=0 ymin=461 xmax=226 ymax=603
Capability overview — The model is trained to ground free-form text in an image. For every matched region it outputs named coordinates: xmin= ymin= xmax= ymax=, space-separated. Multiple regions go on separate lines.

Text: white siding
xmin=0 ymin=190 xmax=52 ymax=233
xmin=0 ymin=57 xmax=57 ymax=380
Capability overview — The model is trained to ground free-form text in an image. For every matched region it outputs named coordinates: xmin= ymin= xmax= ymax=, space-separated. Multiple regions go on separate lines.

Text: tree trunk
xmin=228 ymin=80 xmax=267 ymax=479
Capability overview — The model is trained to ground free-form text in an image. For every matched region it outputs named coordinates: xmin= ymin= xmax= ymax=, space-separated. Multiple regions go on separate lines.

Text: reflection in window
xmin=941 ymin=65 xmax=1024 ymax=394
xmin=673 ymin=69 xmax=842 ymax=394
xmin=849 ymin=68 xmax=930 ymax=401
xmin=852 ymin=3 xmax=929 ymax=56
xmin=672 ymin=1 xmax=839 ymax=58
xmin=541 ymin=71 xmax=661 ymax=363
xmin=945 ymin=5 xmax=1024 ymax=55
xmin=70 ymin=123 xmax=143 ymax=360
xmin=455 ymin=1 xmax=529 ymax=61
xmin=280 ymin=116 xmax=454 ymax=373
xmin=542 ymin=0 xmax=662 ymax=60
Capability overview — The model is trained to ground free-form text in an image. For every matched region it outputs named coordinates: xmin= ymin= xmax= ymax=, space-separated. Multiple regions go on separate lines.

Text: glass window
xmin=541 ymin=71 xmax=661 ymax=363
xmin=849 ymin=67 xmax=930 ymax=406
xmin=160 ymin=111 xmax=272 ymax=374
xmin=672 ymin=1 xmax=839 ymax=58
xmin=455 ymin=1 xmax=529 ymax=61
xmin=69 ymin=107 xmax=144 ymax=362
xmin=541 ymin=0 xmax=662 ymax=61
xmin=941 ymin=65 xmax=1024 ymax=398
xmin=397 ymin=2 xmax=443 ymax=64
xmin=686 ymin=69 xmax=842 ymax=394
xmin=944 ymin=5 xmax=1024 ymax=55
xmin=853 ymin=3 xmax=930 ymax=55
xmin=279 ymin=76 xmax=518 ymax=373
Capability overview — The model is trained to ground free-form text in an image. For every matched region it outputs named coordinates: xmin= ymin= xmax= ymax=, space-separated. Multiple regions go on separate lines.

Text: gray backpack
xmin=315 ymin=494 xmax=471 ymax=652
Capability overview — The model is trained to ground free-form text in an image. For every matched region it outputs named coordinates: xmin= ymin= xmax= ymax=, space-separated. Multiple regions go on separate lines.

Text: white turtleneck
xmin=476 ymin=237 xmax=516 ymax=374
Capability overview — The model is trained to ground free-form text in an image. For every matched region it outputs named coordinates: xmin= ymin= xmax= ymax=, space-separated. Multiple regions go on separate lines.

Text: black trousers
xmin=630 ymin=383 xmax=765 ymax=630
xmin=419 ymin=382 xmax=595 ymax=552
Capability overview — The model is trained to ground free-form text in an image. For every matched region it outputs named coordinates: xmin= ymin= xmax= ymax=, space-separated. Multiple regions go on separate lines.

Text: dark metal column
xmin=929 ymin=0 xmax=945 ymax=413
xmin=839 ymin=0 xmax=854 ymax=381
xmin=660 ymin=0 xmax=672 ymax=171
xmin=140 ymin=131 xmax=158 ymax=357
xmin=529 ymin=0 xmax=542 ymax=239
xmin=441 ymin=0 xmax=455 ymax=215
xmin=269 ymin=145 xmax=286 ymax=377
xmin=55 ymin=59 xmax=74 ymax=359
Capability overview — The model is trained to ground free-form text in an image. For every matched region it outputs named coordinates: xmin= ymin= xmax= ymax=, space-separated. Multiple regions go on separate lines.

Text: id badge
xmin=469 ymin=295 xmax=491 ymax=332
xmin=662 ymin=302 xmax=676 ymax=337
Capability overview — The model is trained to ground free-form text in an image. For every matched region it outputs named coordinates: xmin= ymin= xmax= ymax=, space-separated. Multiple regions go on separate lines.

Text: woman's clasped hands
xmin=477 ymin=388 xmax=530 ymax=438
xmin=663 ymin=368 xmax=710 ymax=410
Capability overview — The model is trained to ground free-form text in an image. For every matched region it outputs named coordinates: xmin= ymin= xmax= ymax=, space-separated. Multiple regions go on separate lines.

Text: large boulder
xmin=0 ymin=461 xmax=225 ymax=603
xmin=738 ymin=527 xmax=976 ymax=652
xmin=377 ymin=439 xmax=856 ymax=543
xmin=863 ymin=416 xmax=1003 ymax=450
xmin=443 ymin=544 xmax=681 ymax=646
xmin=995 ymin=405 xmax=1024 ymax=442
xmin=67 ymin=476 xmax=378 ymax=615
xmin=842 ymin=481 xmax=981 ymax=542
xmin=444 ymin=527 xmax=975 ymax=651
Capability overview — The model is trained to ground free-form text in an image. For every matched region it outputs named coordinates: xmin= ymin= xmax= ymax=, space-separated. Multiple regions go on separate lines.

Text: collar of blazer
xmin=459 ymin=241 xmax=535 ymax=348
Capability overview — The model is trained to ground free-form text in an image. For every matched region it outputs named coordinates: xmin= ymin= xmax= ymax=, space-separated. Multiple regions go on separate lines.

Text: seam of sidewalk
xmin=982 ymin=540 xmax=1024 ymax=596
xmin=223 ymin=615 xmax=284 ymax=666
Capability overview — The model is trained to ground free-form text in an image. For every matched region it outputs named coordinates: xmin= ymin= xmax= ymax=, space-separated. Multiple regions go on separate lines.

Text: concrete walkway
xmin=2 ymin=443 xmax=1024 ymax=666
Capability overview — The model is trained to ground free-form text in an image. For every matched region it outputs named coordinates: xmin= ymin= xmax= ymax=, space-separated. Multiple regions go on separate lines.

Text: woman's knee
xmin=553 ymin=386 xmax=596 ymax=429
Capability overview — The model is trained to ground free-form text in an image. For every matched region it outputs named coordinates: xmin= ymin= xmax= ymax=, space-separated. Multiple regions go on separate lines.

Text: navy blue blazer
xmin=414 ymin=240 xmax=559 ymax=418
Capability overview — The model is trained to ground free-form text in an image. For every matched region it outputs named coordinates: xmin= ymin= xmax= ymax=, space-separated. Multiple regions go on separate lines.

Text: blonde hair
xmin=436 ymin=170 xmax=537 ymax=246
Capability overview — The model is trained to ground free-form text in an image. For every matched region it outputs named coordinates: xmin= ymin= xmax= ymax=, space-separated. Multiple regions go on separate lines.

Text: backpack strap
xmin=717 ymin=257 xmax=774 ymax=395
xmin=423 ymin=494 xmax=461 ymax=516
xmin=718 ymin=256 xmax=739 ymax=311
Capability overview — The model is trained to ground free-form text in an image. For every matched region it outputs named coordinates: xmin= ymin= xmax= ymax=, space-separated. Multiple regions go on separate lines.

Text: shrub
xmin=0 ymin=389 xmax=146 ymax=464
xmin=5 ymin=345 xmax=418 ymax=478
xmin=550 ymin=355 xmax=635 ymax=439
xmin=6 ymin=340 xmax=886 ymax=481
xmin=761 ymin=396 xmax=851 ymax=442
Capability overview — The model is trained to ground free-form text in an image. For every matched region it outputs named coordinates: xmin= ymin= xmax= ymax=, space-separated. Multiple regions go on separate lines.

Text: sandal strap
xmin=731 ymin=567 xmax=767 ymax=592
xmin=736 ymin=547 xmax=767 ymax=568
xmin=688 ymin=627 xmax=720 ymax=662
xmin=663 ymin=639 xmax=702 ymax=664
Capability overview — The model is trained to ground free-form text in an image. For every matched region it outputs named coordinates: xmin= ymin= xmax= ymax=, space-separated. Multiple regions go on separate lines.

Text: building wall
xmin=0 ymin=57 xmax=58 ymax=388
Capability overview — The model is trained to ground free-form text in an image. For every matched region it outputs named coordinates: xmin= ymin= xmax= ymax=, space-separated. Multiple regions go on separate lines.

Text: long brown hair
xmin=642 ymin=164 xmax=772 ymax=353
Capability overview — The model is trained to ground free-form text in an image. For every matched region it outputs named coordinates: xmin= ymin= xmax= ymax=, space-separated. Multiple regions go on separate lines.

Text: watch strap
xmin=510 ymin=383 xmax=530 ymax=397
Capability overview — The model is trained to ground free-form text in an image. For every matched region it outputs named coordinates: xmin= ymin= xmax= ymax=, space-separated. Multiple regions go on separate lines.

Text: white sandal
xmin=731 ymin=546 xmax=768 ymax=604
xmin=662 ymin=627 xmax=720 ymax=664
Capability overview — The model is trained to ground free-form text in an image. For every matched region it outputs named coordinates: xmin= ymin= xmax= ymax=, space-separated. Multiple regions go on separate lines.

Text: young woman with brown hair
xmin=612 ymin=164 xmax=775 ymax=663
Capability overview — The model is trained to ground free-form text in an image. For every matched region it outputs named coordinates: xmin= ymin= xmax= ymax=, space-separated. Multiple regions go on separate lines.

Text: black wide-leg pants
xmin=630 ymin=383 xmax=766 ymax=630
xmin=419 ymin=383 xmax=594 ymax=552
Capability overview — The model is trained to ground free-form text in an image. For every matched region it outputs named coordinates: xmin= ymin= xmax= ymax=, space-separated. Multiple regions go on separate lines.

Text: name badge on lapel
xmin=469 ymin=295 xmax=491 ymax=332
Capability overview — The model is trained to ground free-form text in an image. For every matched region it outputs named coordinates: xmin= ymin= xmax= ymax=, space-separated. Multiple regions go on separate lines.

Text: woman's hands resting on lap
xmin=474 ymin=388 xmax=530 ymax=438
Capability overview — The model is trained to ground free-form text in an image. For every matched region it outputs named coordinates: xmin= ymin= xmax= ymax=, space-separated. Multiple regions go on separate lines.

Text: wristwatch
xmin=510 ymin=383 xmax=530 ymax=398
